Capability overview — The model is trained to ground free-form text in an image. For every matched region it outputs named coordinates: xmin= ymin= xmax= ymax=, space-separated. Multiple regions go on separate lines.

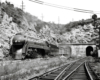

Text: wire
xmin=29 ymin=0 xmax=100 ymax=14
xmin=29 ymin=0 xmax=44 ymax=4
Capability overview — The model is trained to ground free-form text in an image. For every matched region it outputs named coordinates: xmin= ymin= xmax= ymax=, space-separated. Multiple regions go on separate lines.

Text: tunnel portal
xmin=86 ymin=46 xmax=93 ymax=56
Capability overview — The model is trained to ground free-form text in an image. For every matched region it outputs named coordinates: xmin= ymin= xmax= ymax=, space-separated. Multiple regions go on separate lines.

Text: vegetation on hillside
xmin=0 ymin=1 xmax=99 ymax=79
xmin=0 ymin=1 xmax=62 ymax=33
xmin=0 ymin=1 xmax=100 ymax=58
xmin=0 ymin=1 xmax=63 ymax=58
xmin=61 ymin=18 xmax=100 ymax=33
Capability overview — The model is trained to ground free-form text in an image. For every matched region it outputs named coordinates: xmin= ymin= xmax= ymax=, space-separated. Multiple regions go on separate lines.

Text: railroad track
xmin=29 ymin=57 xmax=93 ymax=80
xmin=88 ymin=61 xmax=100 ymax=79
xmin=62 ymin=61 xmax=99 ymax=80
xmin=29 ymin=62 xmax=72 ymax=80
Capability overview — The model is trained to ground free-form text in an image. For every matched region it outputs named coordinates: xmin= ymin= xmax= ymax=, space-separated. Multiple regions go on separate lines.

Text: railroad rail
xmin=29 ymin=57 xmax=93 ymax=80
xmin=29 ymin=62 xmax=72 ymax=80
xmin=62 ymin=61 xmax=99 ymax=80
xmin=88 ymin=61 xmax=100 ymax=79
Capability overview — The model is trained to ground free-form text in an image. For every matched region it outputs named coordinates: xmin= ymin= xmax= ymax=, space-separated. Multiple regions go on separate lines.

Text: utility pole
xmin=72 ymin=18 xmax=74 ymax=22
xmin=0 ymin=0 xmax=1 ymax=19
xmin=20 ymin=0 xmax=26 ymax=34
xmin=21 ymin=0 xmax=25 ymax=11
xmin=58 ymin=16 xmax=60 ymax=27
xmin=41 ymin=13 xmax=44 ymax=21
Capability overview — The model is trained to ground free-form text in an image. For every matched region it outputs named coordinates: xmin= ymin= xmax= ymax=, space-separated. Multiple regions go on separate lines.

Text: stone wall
xmin=59 ymin=44 xmax=96 ymax=57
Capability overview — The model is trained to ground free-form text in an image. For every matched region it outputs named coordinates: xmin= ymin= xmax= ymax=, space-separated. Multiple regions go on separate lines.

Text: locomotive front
xmin=10 ymin=34 xmax=26 ymax=59
xmin=12 ymin=34 xmax=25 ymax=49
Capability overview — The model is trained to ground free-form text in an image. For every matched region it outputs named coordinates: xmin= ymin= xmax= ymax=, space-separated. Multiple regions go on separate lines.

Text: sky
xmin=2 ymin=0 xmax=100 ymax=24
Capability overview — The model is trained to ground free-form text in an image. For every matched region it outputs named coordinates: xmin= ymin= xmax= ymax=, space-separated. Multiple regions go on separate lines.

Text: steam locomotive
xmin=9 ymin=34 xmax=59 ymax=59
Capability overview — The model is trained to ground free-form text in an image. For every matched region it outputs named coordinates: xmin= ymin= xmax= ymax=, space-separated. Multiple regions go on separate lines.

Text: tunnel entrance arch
xmin=86 ymin=46 xmax=93 ymax=56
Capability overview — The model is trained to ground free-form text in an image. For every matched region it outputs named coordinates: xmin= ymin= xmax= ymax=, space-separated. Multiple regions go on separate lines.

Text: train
xmin=9 ymin=34 xmax=59 ymax=59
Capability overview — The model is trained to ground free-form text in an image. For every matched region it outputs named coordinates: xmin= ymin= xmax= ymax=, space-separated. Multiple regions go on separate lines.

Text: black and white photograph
xmin=0 ymin=0 xmax=100 ymax=80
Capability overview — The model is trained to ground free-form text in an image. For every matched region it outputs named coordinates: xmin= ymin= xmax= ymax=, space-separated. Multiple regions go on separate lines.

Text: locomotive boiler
xmin=9 ymin=34 xmax=59 ymax=59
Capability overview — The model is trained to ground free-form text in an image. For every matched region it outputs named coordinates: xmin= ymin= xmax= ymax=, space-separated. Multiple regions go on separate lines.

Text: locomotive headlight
xmin=12 ymin=34 xmax=25 ymax=46
xmin=15 ymin=40 xmax=17 ymax=43
xmin=17 ymin=40 xmax=20 ymax=42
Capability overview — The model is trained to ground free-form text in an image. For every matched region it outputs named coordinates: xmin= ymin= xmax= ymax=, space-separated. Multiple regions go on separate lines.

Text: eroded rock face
xmin=0 ymin=12 xmax=58 ymax=58
xmin=63 ymin=24 xmax=98 ymax=44
xmin=0 ymin=12 xmax=38 ymax=58
xmin=0 ymin=3 xmax=98 ymax=59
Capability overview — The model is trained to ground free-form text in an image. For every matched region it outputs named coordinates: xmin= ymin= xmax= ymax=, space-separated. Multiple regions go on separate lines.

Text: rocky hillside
xmin=61 ymin=18 xmax=100 ymax=44
xmin=62 ymin=24 xmax=98 ymax=43
xmin=0 ymin=1 xmax=63 ymax=58
xmin=0 ymin=1 xmax=99 ymax=58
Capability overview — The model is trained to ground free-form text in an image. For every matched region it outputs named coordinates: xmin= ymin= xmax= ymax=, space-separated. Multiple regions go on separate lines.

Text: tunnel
xmin=86 ymin=46 xmax=93 ymax=56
